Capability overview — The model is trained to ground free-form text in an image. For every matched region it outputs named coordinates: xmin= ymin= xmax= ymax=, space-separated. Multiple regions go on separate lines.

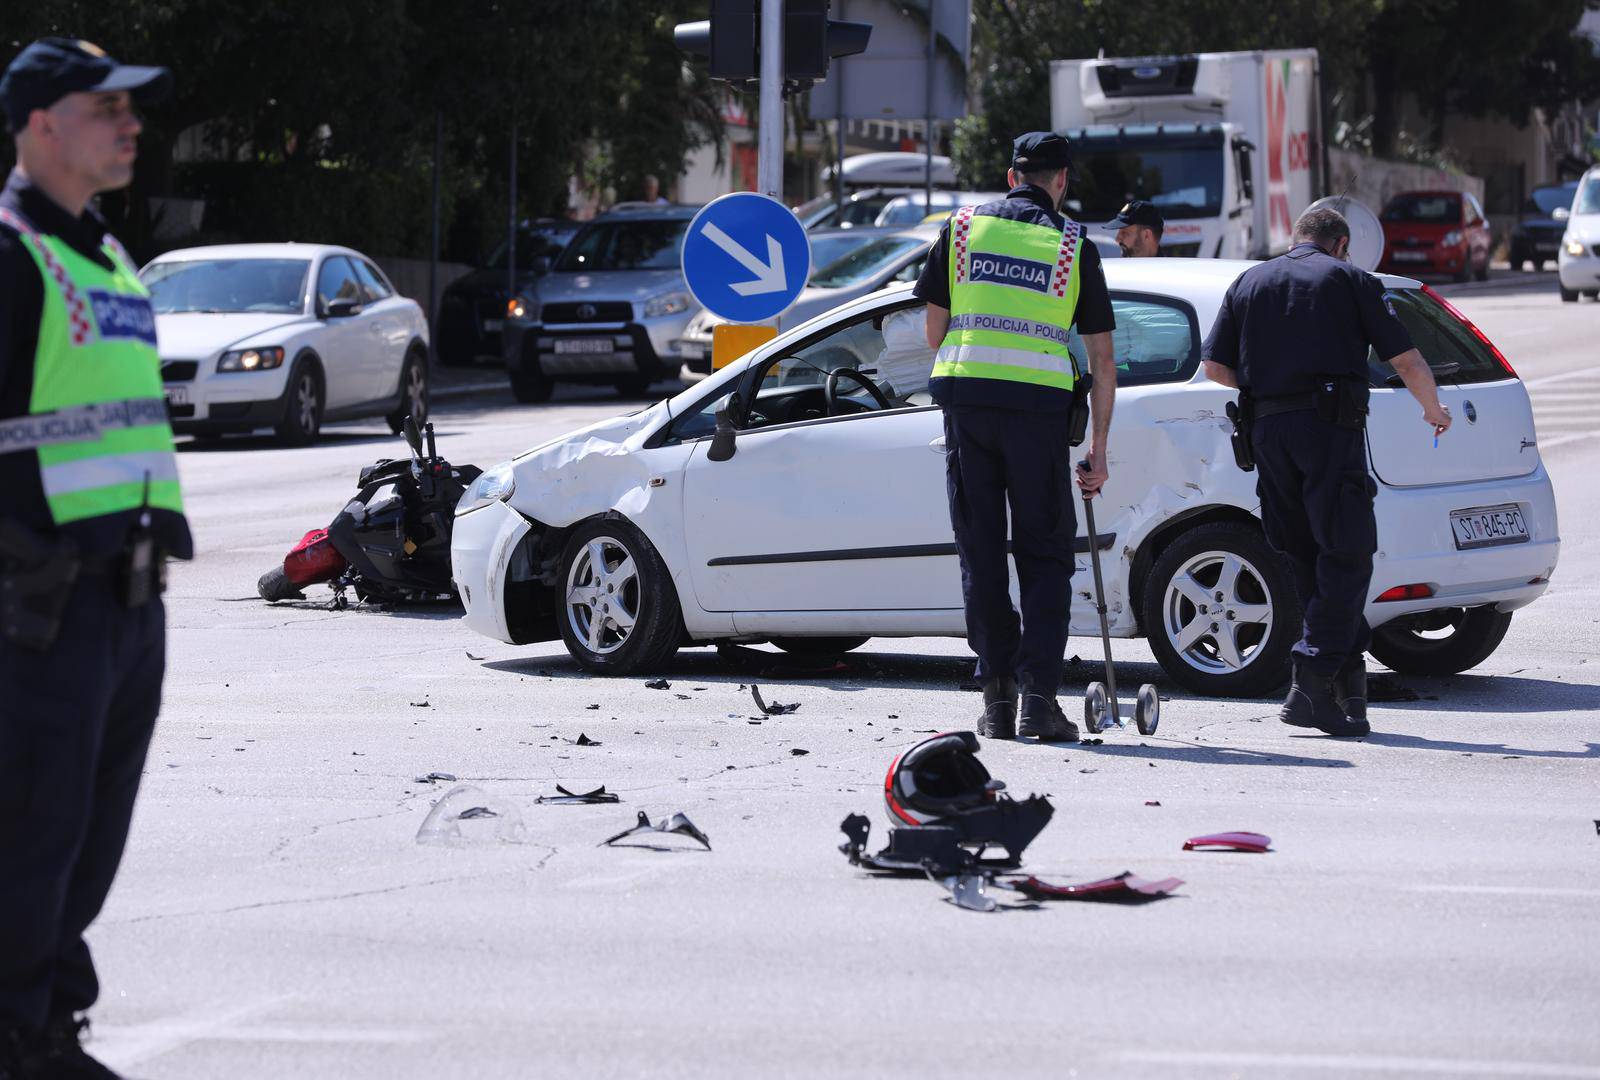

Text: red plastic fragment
xmin=283 ymin=528 xmax=346 ymax=586
xmin=1008 ymin=872 xmax=1183 ymax=902
xmin=1183 ymin=830 xmax=1272 ymax=853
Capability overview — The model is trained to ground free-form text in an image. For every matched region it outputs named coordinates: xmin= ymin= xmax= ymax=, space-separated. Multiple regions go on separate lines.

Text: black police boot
xmin=1334 ymin=654 xmax=1368 ymax=723
xmin=1280 ymin=660 xmax=1369 ymax=737
xmin=1018 ymin=683 xmax=1080 ymax=743
xmin=22 ymin=1016 xmax=124 ymax=1080
xmin=977 ymin=677 xmax=1018 ymax=739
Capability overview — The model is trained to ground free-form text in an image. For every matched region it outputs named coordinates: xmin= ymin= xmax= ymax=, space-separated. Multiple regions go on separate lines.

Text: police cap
xmin=1 ymin=38 xmax=171 ymax=133
xmin=1106 ymin=199 xmax=1165 ymax=237
xmin=1011 ymin=131 xmax=1072 ymax=172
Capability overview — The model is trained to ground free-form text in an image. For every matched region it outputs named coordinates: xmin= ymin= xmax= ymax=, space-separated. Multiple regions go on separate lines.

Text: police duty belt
xmin=0 ymin=397 xmax=169 ymax=455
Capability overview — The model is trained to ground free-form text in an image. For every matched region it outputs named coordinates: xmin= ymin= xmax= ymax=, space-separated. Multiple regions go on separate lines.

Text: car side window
xmin=317 ymin=256 xmax=364 ymax=312
xmin=1067 ymin=293 xmax=1200 ymax=387
xmin=354 ymin=259 xmax=393 ymax=302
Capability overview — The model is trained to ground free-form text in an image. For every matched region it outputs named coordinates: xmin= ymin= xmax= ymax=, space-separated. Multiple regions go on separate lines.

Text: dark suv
xmin=436 ymin=219 xmax=578 ymax=367
xmin=1509 ymin=181 xmax=1579 ymax=272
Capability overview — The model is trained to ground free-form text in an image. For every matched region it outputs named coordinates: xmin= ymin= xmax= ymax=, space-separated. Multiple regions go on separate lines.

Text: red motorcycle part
xmin=1183 ymin=831 xmax=1273 ymax=853
xmin=283 ymin=528 xmax=347 ymax=586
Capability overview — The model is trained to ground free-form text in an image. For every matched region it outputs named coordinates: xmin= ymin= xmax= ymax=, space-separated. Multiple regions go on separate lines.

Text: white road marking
xmin=1525 ymin=365 xmax=1600 ymax=388
xmin=1537 ymin=432 xmax=1600 ymax=450
xmin=1115 ymin=1050 xmax=1600 ymax=1077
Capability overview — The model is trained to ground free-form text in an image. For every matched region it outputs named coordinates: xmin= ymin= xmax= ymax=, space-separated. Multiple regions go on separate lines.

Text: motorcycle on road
xmin=257 ymin=417 xmax=480 ymax=607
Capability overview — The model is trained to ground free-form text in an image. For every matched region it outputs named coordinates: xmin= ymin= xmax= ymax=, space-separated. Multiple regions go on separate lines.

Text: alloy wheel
xmin=1161 ymin=549 xmax=1275 ymax=674
xmin=295 ymin=373 xmax=319 ymax=434
xmin=405 ymin=361 xmax=427 ymax=422
xmin=565 ymin=536 xmax=640 ymax=655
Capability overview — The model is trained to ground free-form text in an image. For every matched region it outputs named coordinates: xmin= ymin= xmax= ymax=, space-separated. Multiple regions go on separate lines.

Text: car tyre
xmin=1142 ymin=521 xmax=1301 ymax=697
xmin=770 ymin=636 xmax=870 ymax=656
xmin=387 ymin=349 xmax=429 ymax=434
xmin=1474 ymin=258 xmax=1489 ymax=282
xmin=614 ymin=374 xmax=654 ymax=398
xmin=1533 ymin=259 xmax=1545 ymax=272
xmin=274 ymin=360 xmax=323 ymax=447
xmin=1560 ymin=284 xmax=1579 ymax=302
xmin=1585 ymin=290 xmax=1600 ymax=301
xmin=1368 ymin=605 xmax=1512 ymax=676
xmin=510 ymin=368 xmax=553 ymax=404
xmin=557 ymin=516 xmax=683 ymax=675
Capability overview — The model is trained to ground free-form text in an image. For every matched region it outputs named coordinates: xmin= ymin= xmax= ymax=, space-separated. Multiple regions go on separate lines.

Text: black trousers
xmin=1251 ymin=411 xmax=1376 ymax=676
xmin=0 ymin=576 xmax=164 ymax=1031
xmin=943 ymin=405 xmax=1076 ymax=690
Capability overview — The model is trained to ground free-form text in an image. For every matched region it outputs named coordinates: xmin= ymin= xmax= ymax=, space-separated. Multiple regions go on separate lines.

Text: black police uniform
xmin=914 ymin=184 xmax=1116 ymax=698
xmin=1202 ymin=242 xmax=1412 ymax=678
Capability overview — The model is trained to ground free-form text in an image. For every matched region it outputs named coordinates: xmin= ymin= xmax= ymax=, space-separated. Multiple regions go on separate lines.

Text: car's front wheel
xmin=1560 ymin=284 xmax=1579 ymax=302
xmin=274 ymin=360 xmax=323 ymax=447
xmin=557 ymin=517 xmax=683 ymax=674
xmin=1142 ymin=521 xmax=1301 ymax=697
xmin=1368 ymin=605 xmax=1512 ymax=676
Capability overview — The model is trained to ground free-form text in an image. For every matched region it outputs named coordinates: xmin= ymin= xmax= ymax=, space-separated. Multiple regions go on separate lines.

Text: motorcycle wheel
xmin=258 ymin=565 xmax=305 ymax=603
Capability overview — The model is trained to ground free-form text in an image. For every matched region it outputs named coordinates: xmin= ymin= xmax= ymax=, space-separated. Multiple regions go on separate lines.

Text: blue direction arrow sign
xmin=682 ymin=192 xmax=811 ymax=323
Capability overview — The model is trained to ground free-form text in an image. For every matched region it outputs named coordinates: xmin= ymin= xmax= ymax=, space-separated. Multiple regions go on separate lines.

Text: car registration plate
xmin=679 ymin=341 xmax=706 ymax=361
xmin=164 ymin=384 xmax=190 ymax=407
xmin=1392 ymin=251 xmax=1428 ymax=262
xmin=482 ymin=318 xmax=503 ymax=333
xmin=553 ymin=337 xmax=615 ymax=355
xmin=1450 ymin=504 xmax=1529 ymax=549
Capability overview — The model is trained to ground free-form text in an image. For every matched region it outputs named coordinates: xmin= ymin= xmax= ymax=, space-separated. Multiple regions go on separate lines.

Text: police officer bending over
xmin=1202 ymin=207 xmax=1450 ymax=737
xmin=0 ymin=38 xmax=191 ymax=1079
xmin=916 ymin=132 xmax=1118 ymax=743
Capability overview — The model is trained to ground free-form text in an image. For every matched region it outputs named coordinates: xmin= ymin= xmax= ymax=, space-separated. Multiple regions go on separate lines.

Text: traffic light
xmin=675 ymin=0 xmax=871 ymax=89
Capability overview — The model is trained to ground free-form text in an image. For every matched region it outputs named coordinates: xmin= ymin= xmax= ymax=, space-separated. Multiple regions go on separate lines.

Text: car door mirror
xmin=706 ymin=392 xmax=741 ymax=462
xmin=325 ymin=298 xmax=360 ymax=319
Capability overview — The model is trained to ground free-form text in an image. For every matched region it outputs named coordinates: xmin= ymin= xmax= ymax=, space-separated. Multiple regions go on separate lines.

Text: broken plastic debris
xmin=790 ymin=748 xmax=810 ymax=756
xmin=751 ymin=685 xmax=799 ymax=715
xmin=1000 ymin=872 xmax=1183 ymax=903
xmin=601 ymin=810 xmax=711 ymax=851
xmin=585 ymin=704 xmax=600 ymax=710
xmin=416 ymin=784 xmax=526 ymax=846
xmin=413 ymin=771 xmax=457 ymax=783
xmin=645 ymin=678 xmax=671 ymax=690
xmin=409 ymin=700 xmax=431 ymax=708
xmin=931 ymin=871 xmax=997 ymax=913
xmin=573 ymin=733 xmax=601 ymax=746
xmin=537 ymin=784 xmax=620 ymax=805
xmin=465 ymin=652 xmax=484 ymax=660
xmin=1144 ymin=800 xmax=1162 ymax=806
xmin=1183 ymin=830 xmax=1272 ymax=853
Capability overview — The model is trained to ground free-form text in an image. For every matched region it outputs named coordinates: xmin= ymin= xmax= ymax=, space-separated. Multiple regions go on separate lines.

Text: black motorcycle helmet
xmin=883 ymin=731 xmax=1005 ymax=826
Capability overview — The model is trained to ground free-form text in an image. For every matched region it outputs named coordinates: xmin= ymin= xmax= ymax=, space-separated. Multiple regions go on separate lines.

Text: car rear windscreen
xmin=1381 ymin=194 xmax=1460 ymax=224
xmin=1366 ymin=288 xmax=1512 ymax=387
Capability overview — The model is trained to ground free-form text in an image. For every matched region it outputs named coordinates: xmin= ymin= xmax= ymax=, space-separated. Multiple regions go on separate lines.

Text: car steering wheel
xmin=824 ymin=367 xmax=891 ymax=416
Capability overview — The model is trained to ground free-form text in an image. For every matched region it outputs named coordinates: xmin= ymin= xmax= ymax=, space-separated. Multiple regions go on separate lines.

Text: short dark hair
xmin=1293 ymin=207 xmax=1350 ymax=249
xmin=1017 ymin=165 xmax=1067 ymax=188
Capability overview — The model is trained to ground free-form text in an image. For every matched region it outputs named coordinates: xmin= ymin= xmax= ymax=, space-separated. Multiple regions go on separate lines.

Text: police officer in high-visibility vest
xmin=915 ymin=132 xmax=1118 ymax=743
xmin=0 ymin=39 xmax=189 ymax=1079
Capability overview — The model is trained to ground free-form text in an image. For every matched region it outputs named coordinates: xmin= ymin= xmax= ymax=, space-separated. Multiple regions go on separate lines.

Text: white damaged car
xmin=452 ymin=260 xmax=1560 ymax=696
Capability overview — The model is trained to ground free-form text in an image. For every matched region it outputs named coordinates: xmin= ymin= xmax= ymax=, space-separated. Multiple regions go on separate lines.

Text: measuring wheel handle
xmin=1134 ymin=683 xmax=1161 ymax=736
xmin=1084 ymin=681 xmax=1110 ymax=734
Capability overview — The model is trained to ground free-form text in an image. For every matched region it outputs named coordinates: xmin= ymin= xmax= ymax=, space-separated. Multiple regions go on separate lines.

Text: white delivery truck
xmin=1050 ymin=50 xmax=1323 ymax=259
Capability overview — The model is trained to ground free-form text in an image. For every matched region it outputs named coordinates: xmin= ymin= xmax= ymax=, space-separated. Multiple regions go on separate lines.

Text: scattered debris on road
xmin=465 ymin=652 xmax=484 ymax=660
xmin=457 ymin=806 xmax=499 ymax=819
xmin=573 ymin=733 xmax=601 ymax=747
xmin=409 ymin=699 xmax=430 ymax=708
xmin=1368 ymin=674 xmax=1422 ymax=702
xmin=416 ymin=785 xmax=526 ymax=846
xmin=1183 ymin=831 xmax=1272 ymax=853
xmin=1145 ymin=800 xmax=1162 ymax=806
xmin=1002 ymin=872 xmax=1183 ymax=903
xmin=414 ymin=771 xmax=457 ymax=783
xmin=537 ymin=784 xmax=620 ymax=805
xmin=751 ymin=685 xmax=800 ymax=715
xmin=601 ymin=810 xmax=711 ymax=851
xmin=645 ymin=678 xmax=672 ymax=690
xmin=790 ymin=748 xmax=810 ymax=756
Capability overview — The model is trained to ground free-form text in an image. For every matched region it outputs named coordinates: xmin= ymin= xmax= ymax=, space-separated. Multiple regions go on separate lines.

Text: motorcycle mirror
xmin=402 ymin=415 xmax=424 ymax=460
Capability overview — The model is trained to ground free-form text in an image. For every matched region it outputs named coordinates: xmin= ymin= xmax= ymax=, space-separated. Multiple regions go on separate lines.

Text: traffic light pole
xmin=757 ymin=0 xmax=784 ymax=199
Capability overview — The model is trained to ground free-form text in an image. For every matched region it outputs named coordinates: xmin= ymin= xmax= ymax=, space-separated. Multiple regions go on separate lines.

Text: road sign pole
xmin=758 ymin=0 xmax=784 ymax=200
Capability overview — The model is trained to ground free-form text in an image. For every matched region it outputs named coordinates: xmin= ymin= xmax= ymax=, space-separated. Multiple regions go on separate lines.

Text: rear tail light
xmin=1420 ymin=285 xmax=1517 ymax=378
xmin=1375 ymin=583 xmax=1435 ymax=602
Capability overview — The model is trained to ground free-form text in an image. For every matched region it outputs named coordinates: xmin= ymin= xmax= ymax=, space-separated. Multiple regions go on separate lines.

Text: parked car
xmin=1508 ymin=182 xmax=1579 ymax=272
xmin=436 ymin=218 xmax=579 ymax=367
xmin=676 ymin=226 xmax=937 ymax=379
xmin=453 ymin=259 xmax=1556 ymax=696
xmin=142 ymin=243 xmax=430 ymax=446
xmin=503 ymin=203 xmax=701 ymax=403
xmin=1557 ymin=166 xmax=1600 ymax=302
xmin=795 ymin=188 xmax=913 ymax=231
xmin=1378 ymin=190 xmax=1492 ymax=282
xmin=873 ymin=191 xmax=1009 ymax=227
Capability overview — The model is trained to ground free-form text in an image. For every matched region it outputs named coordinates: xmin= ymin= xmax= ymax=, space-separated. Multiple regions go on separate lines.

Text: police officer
xmin=1106 ymin=199 xmax=1164 ymax=258
xmin=915 ymin=132 xmax=1118 ymax=743
xmin=0 ymin=39 xmax=190 ymax=1079
xmin=1202 ymin=207 xmax=1450 ymax=736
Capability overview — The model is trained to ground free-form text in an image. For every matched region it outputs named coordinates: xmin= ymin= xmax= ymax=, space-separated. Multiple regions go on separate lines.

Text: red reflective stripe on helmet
xmin=883 ymin=751 xmax=923 ymax=826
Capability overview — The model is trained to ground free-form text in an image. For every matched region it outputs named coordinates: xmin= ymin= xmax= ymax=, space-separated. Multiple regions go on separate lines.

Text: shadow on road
xmin=1074 ymin=737 xmax=1353 ymax=769
xmin=1359 ymin=732 xmax=1600 ymax=760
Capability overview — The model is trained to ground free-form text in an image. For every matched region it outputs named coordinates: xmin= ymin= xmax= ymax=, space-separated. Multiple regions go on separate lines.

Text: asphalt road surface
xmin=84 ymin=276 xmax=1598 ymax=1079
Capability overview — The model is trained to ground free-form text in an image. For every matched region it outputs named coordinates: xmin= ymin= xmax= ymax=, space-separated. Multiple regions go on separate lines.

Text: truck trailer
xmin=1050 ymin=50 xmax=1323 ymax=259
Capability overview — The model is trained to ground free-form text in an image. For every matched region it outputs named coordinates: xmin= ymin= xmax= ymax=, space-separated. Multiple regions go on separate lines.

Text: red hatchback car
xmin=1379 ymin=190 xmax=1492 ymax=281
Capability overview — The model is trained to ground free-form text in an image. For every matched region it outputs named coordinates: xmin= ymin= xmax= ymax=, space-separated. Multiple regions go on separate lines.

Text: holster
xmin=0 ymin=519 xmax=81 ymax=651
xmin=1226 ymin=395 xmax=1255 ymax=472
xmin=1314 ymin=376 xmax=1369 ymax=431
xmin=1067 ymin=372 xmax=1093 ymax=448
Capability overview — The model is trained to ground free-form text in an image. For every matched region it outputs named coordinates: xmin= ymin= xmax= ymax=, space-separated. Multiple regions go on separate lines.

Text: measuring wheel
xmin=1083 ymin=681 xmax=1110 ymax=734
xmin=1134 ymin=683 xmax=1161 ymax=736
